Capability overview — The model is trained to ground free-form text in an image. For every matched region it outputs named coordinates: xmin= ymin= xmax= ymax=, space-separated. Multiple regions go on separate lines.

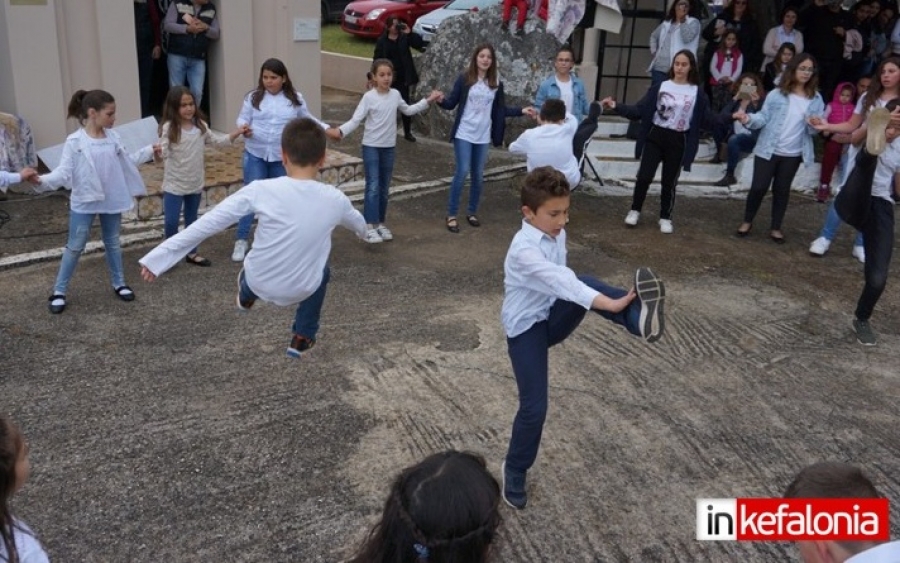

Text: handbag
xmin=834 ymin=148 xmax=876 ymax=231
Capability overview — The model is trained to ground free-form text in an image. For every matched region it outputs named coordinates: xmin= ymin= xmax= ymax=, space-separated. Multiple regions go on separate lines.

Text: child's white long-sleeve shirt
xmin=508 ymin=114 xmax=580 ymax=187
xmin=140 ymin=177 xmax=367 ymax=306
xmin=0 ymin=171 xmax=22 ymax=192
xmin=338 ymin=89 xmax=429 ymax=148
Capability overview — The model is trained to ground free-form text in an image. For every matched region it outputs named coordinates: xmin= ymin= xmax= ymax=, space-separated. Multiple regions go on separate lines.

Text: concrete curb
xmin=0 ymin=163 xmax=527 ymax=271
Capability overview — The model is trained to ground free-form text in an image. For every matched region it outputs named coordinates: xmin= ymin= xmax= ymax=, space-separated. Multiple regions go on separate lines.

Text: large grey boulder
xmin=414 ymin=5 xmax=563 ymax=145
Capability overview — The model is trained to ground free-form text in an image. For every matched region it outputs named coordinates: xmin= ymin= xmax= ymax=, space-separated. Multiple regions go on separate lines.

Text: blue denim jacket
xmin=534 ymin=74 xmax=590 ymax=122
xmin=746 ymin=89 xmax=824 ymax=165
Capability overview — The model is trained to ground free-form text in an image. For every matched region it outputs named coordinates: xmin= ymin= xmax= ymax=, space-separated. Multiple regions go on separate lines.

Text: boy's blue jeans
xmin=53 ymin=212 xmax=124 ymax=295
xmin=362 ymin=145 xmax=395 ymax=224
xmin=238 ymin=265 xmax=330 ymax=340
xmin=819 ymin=198 xmax=864 ymax=247
xmin=163 ymin=192 xmax=202 ymax=254
xmin=448 ymin=138 xmax=489 ymax=217
xmin=505 ymin=276 xmax=641 ymax=475
xmin=236 ymin=151 xmax=286 ymax=241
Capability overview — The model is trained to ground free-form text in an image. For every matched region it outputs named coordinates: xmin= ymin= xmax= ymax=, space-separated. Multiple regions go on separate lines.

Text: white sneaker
xmin=809 ymin=237 xmax=831 ymax=256
xmin=852 ymin=245 xmax=866 ymax=264
xmin=376 ymin=225 xmax=393 ymax=241
xmin=624 ymin=210 xmax=640 ymax=226
xmin=231 ymin=240 xmax=249 ymax=262
xmin=364 ymin=228 xmax=383 ymax=244
xmin=658 ymin=219 xmax=673 ymax=234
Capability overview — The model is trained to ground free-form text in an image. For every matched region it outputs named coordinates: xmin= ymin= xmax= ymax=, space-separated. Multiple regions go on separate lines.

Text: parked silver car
xmin=412 ymin=0 xmax=499 ymax=44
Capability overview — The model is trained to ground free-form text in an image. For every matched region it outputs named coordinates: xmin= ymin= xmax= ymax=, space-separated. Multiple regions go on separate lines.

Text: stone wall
xmin=414 ymin=5 xmax=563 ymax=146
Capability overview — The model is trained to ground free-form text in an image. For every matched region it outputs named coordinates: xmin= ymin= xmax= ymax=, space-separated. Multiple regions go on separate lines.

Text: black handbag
xmin=834 ymin=148 xmax=877 ymax=231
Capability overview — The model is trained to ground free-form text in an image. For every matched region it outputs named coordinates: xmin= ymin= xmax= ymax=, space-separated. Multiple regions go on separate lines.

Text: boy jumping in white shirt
xmin=139 ymin=118 xmax=367 ymax=358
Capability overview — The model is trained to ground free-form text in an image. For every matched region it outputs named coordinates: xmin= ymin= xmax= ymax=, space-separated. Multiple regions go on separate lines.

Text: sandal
xmin=466 ymin=215 xmax=481 ymax=227
xmin=186 ymin=254 xmax=212 ymax=267
xmin=446 ymin=217 xmax=460 ymax=233
xmin=114 ymin=285 xmax=136 ymax=302
xmin=48 ymin=294 xmax=66 ymax=314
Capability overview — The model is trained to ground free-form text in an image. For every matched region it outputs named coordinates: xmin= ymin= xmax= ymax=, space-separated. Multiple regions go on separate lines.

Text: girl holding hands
xmin=327 ymin=59 xmax=442 ymax=243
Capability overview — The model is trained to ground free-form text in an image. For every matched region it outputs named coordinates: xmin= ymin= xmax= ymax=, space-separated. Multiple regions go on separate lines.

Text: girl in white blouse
xmin=231 ymin=58 xmax=329 ymax=262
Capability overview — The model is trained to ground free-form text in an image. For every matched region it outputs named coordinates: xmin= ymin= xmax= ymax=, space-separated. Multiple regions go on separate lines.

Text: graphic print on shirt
xmin=655 ymin=91 xmax=694 ymax=131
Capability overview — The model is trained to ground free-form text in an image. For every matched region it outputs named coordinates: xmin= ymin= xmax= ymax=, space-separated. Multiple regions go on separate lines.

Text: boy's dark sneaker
xmin=501 ymin=461 xmax=527 ymax=510
xmin=853 ymin=319 xmax=877 ymax=346
xmin=287 ymin=335 xmax=316 ymax=359
xmin=236 ymin=269 xmax=255 ymax=311
xmin=635 ymin=267 xmax=665 ymax=343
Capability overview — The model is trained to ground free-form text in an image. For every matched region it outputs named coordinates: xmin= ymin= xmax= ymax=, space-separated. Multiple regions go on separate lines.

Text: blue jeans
xmin=53 ymin=212 xmax=125 ymax=295
xmin=236 ymin=151 xmax=286 ymax=241
xmin=164 ymin=192 xmax=202 ymax=254
xmin=504 ymin=276 xmax=642 ymax=474
xmin=448 ymin=138 xmax=489 ymax=217
xmin=167 ymin=53 xmax=206 ymax=106
xmin=725 ymin=133 xmax=757 ymax=176
xmin=819 ymin=198 xmax=864 ymax=246
xmin=362 ymin=145 xmax=395 ymax=224
xmin=239 ymin=266 xmax=331 ymax=340
xmin=856 ymin=198 xmax=894 ymax=321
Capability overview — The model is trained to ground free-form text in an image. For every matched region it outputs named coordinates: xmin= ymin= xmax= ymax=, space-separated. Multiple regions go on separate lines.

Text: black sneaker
xmin=501 ymin=461 xmax=527 ymax=510
xmin=48 ymin=294 xmax=66 ymax=314
xmin=286 ymin=335 xmax=316 ymax=359
xmin=635 ymin=267 xmax=665 ymax=342
xmin=236 ymin=269 xmax=255 ymax=311
xmin=713 ymin=174 xmax=737 ymax=187
xmin=853 ymin=319 xmax=877 ymax=346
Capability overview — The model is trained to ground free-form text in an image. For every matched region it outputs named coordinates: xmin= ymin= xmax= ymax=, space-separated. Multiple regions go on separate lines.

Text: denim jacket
xmin=534 ymin=74 xmax=590 ymax=122
xmin=41 ymin=128 xmax=152 ymax=204
xmin=745 ymin=89 xmax=824 ymax=165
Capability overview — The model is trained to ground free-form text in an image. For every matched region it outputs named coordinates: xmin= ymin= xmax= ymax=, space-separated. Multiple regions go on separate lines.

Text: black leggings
xmin=743 ymin=154 xmax=802 ymax=230
xmin=632 ymin=126 xmax=686 ymax=220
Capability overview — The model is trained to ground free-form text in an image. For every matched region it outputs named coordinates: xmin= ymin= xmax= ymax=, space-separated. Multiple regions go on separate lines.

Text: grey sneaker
xmin=635 ymin=267 xmax=666 ymax=342
xmin=853 ymin=319 xmax=877 ymax=346
xmin=501 ymin=461 xmax=527 ymax=510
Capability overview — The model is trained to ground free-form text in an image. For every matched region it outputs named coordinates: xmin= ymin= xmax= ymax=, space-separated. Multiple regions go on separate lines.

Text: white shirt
xmin=338 ymin=88 xmax=429 ymax=148
xmin=653 ymin=81 xmax=697 ymax=131
xmin=160 ymin=121 xmax=233 ymax=195
xmin=846 ymin=540 xmax=900 ymax=563
xmin=773 ymin=94 xmax=811 ymax=157
xmin=0 ymin=171 xmax=21 ymax=192
xmin=0 ymin=520 xmax=49 ymax=563
xmin=73 ymin=136 xmax=135 ymax=214
xmin=140 ymin=177 xmax=367 ymax=306
xmin=456 ymin=79 xmax=496 ymax=145
xmin=502 ymin=220 xmax=600 ymax=338
xmin=871 ymin=138 xmax=900 ymax=202
xmin=237 ymin=91 xmax=328 ymax=162
xmin=556 ymin=77 xmax=574 ymax=115
xmin=508 ymin=114 xmax=580 ymax=187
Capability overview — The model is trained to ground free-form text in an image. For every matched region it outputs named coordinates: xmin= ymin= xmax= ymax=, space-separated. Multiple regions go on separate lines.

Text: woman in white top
xmin=734 ymin=53 xmax=825 ymax=242
xmin=761 ymin=6 xmax=804 ymax=70
xmin=39 ymin=89 xmax=156 ymax=314
xmin=158 ymin=86 xmax=245 ymax=267
xmin=232 ymin=58 xmax=329 ymax=262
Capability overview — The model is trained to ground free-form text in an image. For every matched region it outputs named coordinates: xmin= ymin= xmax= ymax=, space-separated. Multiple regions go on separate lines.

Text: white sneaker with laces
xmin=231 ymin=240 xmax=249 ymax=262
xmin=624 ymin=210 xmax=640 ymax=226
xmin=809 ymin=237 xmax=831 ymax=256
xmin=852 ymin=245 xmax=866 ymax=264
xmin=376 ymin=225 xmax=393 ymax=241
xmin=364 ymin=228 xmax=384 ymax=244
xmin=658 ymin=219 xmax=673 ymax=234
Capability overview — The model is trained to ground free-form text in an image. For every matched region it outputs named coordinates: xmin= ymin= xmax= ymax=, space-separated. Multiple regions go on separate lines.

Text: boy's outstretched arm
xmin=592 ymin=288 xmax=636 ymax=313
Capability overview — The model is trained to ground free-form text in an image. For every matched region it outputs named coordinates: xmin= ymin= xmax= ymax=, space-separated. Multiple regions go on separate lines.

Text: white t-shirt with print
xmin=652 ymin=81 xmax=697 ymax=131
xmin=456 ymin=79 xmax=497 ymax=145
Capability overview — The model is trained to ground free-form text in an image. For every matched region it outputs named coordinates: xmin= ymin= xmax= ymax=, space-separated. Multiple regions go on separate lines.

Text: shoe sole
xmin=500 ymin=461 xmax=526 ymax=510
xmin=635 ymin=267 xmax=665 ymax=343
xmin=866 ymin=107 xmax=891 ymax=155
xmin=286 ymin=341 xmax=315 ymax=359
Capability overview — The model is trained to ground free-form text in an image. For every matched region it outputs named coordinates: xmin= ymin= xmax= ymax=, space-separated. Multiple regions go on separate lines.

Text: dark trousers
xmin=505 ymin=276 xmax=642 ymax=474
xmin=134 ymin=1 xmax=155 ymax=118
xmin=394 ymin=82 xmax=412 ymax=136
xmin=632 ymin=126 xmax=685 ymax=220
xmin=743 ymin=154 xmax=802 ymax=230
xmin=856 ymin=198 xmax=895 ymax=321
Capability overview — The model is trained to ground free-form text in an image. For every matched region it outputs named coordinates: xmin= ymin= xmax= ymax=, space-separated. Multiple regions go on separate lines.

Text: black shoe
xmin=48 ymin=294 xmax=66 ymax=314
xmin=713 ymin=174 xmax=737 ymax=187
xmin=709 ymin=154 xmax=722 ymax=164
xmin=404 ymin=132 xmax=416 ymax=142
xmin=635 ymin=267 xmax=665 ymax=342
xmin=114 ymin=286 xmax=135 ymax=302
xmin=501 ymin=461 xmax=527 ymax=510
xmin=236 ymin=269 xmax=256 ymax=311
xmin=466 ymin=214 xmax=481 ymax=227
xmin=286 ymin=334 xmax=316 ymax=359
